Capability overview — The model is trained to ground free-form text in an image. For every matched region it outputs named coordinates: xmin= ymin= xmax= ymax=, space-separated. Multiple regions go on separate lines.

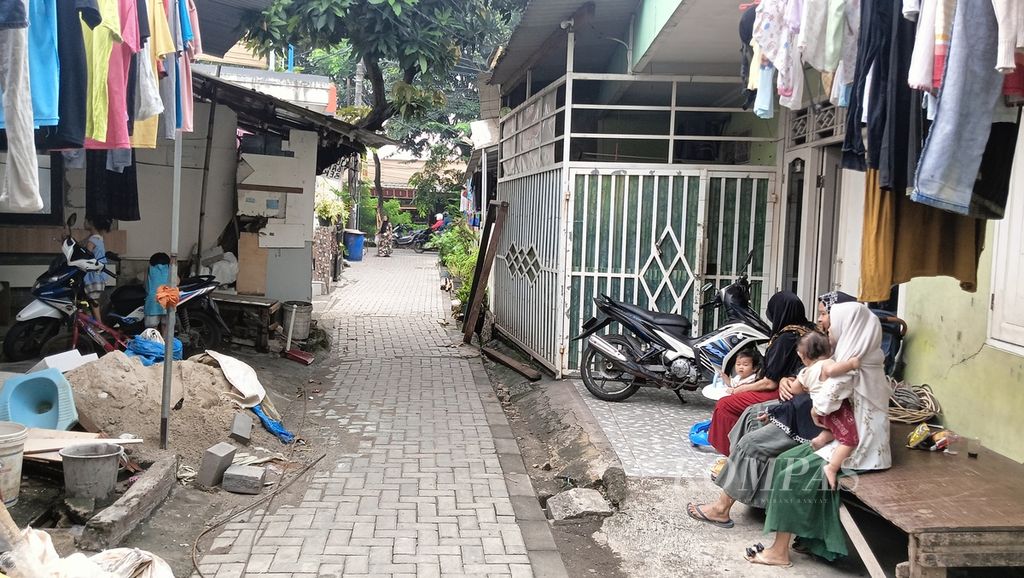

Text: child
xmin=793 ymin=331 xmax=861 ymax=489
xmin=145 ymin=253 xmax=171 ymax=332
xmin=83 ymin=217 xmax=112 ymax=321
xmin=721 ymin=349 xmax=761 ymax=394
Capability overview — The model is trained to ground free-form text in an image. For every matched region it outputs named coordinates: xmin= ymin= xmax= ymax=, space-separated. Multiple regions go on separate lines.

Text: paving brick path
xmin=195 ymin=251 xmax=565 ymax=578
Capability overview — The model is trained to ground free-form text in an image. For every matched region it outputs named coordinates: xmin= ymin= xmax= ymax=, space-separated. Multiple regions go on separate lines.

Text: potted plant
xmin=315 ymin=187 xmax=346 ymax=227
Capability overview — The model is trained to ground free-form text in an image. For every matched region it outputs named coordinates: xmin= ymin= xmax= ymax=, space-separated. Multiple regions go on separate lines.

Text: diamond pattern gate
xmin=492 ymin=168 xmax=565 ymax=373
xmin=564 ymin=167 xmax=776 ymax=372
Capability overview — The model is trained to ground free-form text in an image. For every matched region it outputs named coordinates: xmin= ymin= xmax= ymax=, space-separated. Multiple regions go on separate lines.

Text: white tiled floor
xmin=573 ymin=382 xmax=720 ymax=479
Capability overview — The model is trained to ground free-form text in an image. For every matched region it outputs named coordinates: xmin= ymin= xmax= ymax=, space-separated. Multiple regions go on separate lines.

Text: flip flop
xmin=745 ymin=551 xmax=794 ymax=568
xmin=686 ymin=503 xmax=735 ymax=529
xmin=792 ymin=538 xmax=812 ymax=555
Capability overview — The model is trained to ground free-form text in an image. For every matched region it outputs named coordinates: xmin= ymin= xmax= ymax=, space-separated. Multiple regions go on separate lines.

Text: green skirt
xmin=763 ymin=444 xmax=847 ymax=561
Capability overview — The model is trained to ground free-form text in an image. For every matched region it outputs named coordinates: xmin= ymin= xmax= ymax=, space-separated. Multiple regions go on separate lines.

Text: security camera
xmin=560 ymin=19 xmax=574 ymax=30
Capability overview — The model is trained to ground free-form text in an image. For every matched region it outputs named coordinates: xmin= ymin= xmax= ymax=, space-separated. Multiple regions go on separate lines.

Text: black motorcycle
xmin=574 ymin=251 xmax=771 ymax=402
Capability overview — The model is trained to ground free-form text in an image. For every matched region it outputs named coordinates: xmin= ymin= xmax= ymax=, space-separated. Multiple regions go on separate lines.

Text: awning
xmin=191 ymin=71 xmax=399 ymax=173
xmin=194 ymin=0 xmax=272 ymax=58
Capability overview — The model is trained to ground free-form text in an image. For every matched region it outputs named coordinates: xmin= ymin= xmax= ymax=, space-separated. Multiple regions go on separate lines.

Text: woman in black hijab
xmin=707 ymin=292 xmax=815 ymax=456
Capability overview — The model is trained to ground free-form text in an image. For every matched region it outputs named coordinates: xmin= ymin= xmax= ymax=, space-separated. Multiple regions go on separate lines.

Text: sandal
xmin=744 ymin=547 xmax=794 ymax=568
xmin=686 ymin=503 xmax=735 ymax=529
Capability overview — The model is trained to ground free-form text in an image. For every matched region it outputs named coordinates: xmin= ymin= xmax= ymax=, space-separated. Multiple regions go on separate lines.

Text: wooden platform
xmin=842 ymin=425 xmax=1024 ymax=577
xmin=212 ymin=292 xmax=281 ymax=352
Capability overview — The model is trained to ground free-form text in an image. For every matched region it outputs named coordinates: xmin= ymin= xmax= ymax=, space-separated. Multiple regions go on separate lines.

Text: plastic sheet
xmin=124 ymin=336 xmax=182 ymax=367
xmin=252 ymin=404 xmax=294 ymax=444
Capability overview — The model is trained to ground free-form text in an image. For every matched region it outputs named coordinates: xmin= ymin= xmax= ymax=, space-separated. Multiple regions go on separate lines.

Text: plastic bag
xmin=0 ymin=528 xmax=173 ymax=578
xmin=124 ymin=336 xmax=182 ymax=367
xmin=252 ymin=404 xmax=295 ymax=444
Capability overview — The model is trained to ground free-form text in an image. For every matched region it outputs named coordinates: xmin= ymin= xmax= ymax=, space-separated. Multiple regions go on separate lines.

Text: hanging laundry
xmin=912 ymin=0 xmax=1007 ymax=218
xmin=838 ymin=0 xmax=861 ymax=86
xmin=907 ymin=0 xmax=936 ymax=91
xmin=82 ymin=0 xmax=123 ymax=143
xmin=0 ymin=0 xmax=41 ymax=213
xmin=992 ymin=0 xmax=1024 ymax=74
xmin=931 ymin=0 xmax=955 ymax=91
xmin=903 ymin=0 xmax=920 ymax=21
xmin=878 ymin=0 xmax=917 ymax=194
xmin=798 ymin=0 xmax=829 ymax=71
xmin=86 ymin=149 xmax=140 ymax=221
xmin=86 ymin=0 xmax=140 ymax=149
xmin=755 ymin=64 xmax=776 ymax=119
xmin=739 ymin=5 xmax=758 ymax=109
xmin=37 ymin=0 xmax=101 ymax=150
xmin=859 ymin=170 xmax=986 ymax=302
xmin=131 ymin=0 xmax=173 ymax=148
xmin=0 ymin=0 xmax=58 ymax=129
xmin=158 ymin=0 xmax=182 ymax=141
xmin=842 ymin=0 xmax=893 ymax=171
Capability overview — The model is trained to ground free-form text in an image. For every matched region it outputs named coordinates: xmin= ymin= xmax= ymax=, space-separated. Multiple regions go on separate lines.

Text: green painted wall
xmin=902 ymin=224 xmax=1024 ymax=463
xmin=633 ymin=0 xmax=684 ymax=69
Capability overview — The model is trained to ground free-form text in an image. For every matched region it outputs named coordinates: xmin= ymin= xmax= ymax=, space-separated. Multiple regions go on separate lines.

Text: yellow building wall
xmin=902 ymin=224 xmax=1024 ymax=463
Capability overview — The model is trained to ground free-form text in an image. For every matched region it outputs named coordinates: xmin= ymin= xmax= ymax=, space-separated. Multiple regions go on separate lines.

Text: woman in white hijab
xmin=744 ymin=302 xmax=892 ymax=567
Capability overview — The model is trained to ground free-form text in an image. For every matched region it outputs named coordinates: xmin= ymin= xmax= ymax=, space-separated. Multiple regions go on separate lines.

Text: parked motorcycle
xmin=394 ymin=226 xmax=425 ymax=248
xmin=103 ymin=274 xmax=230 ymax=355
xmin=2 ymin=214 xmax=228 ymax=361
xmin=573 ymin=250 xmax=771 ymax=402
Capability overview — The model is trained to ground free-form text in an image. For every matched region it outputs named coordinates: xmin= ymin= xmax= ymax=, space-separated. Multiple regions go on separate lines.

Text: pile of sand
xmin=65 ymin=351 xmax=279 ymax=467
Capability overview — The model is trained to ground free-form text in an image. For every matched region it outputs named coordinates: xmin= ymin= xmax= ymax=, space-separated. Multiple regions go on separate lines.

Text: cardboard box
xmin=236 ymin=232 xmax=267 ymax=296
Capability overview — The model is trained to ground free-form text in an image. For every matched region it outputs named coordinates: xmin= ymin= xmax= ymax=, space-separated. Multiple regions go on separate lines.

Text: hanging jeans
xmin=912 ymin=0 xmax=1004 ymax=218
xmin=0 ymin=18 xmax=41 ymax=213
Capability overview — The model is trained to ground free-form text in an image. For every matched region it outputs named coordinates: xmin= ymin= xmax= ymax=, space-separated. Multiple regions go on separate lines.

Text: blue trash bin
xmin=343 ymin=229 xmax=366 ymax=262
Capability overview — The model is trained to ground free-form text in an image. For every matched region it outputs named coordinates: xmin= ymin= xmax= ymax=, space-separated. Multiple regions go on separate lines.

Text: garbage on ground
xmin=906 ymin=423 xmax=959 ymax=452
xmin=0 ymin=369 xmax=79 ymax=430
xmin=251 ymin=404 xmax=294 ymax=444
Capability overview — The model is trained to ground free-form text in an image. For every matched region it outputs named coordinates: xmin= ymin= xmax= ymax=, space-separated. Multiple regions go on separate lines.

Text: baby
xmin=794 ymin=331 xmax=861 ymax=489
xmin=720 ymin=349 xmax=761 ymax=393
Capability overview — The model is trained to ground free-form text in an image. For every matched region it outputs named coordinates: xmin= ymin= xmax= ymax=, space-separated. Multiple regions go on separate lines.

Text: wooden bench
xmin=211 ymin=292 xmax=281 ymax=352
xmin=841 ymin=424 xmax=1024 ymax=577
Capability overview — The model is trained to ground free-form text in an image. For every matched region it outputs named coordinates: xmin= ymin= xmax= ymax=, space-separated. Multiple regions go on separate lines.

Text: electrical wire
xmin=888 ymin=378 xmax=942 ymax=424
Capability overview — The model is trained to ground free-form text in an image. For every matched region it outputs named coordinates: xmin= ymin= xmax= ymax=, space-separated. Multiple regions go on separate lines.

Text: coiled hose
xmin=888 ymin=378 xmax=942 ymax=424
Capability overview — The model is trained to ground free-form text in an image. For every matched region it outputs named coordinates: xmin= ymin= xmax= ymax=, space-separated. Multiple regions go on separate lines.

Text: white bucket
xmin=59 ymin=442 xmax=122 ymax=502
xmin=0 ymin=421 xmax=29 ymax=506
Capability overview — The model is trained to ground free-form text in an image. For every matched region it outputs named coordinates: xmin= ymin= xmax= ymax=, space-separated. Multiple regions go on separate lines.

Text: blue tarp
xmin=252 ymin=404 xmax=295 ymax=444
xmin=125 ymin=336 xmax=183 ymax=366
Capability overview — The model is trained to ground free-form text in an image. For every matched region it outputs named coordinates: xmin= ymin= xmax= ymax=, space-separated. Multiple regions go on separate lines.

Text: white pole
xmin=160 ymin=128 xmax=183 ymax=450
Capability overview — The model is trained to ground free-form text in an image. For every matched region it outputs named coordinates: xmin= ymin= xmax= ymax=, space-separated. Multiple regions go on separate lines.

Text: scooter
xmin=573 ymin=250 xmax=771 ymax=403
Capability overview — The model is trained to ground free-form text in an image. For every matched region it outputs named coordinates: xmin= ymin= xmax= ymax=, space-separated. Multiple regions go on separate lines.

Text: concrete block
xmin=229 ymin=413 xmax=253 ymax=444
xmin=222 ymin=464 xmax=265 ymax=495
xmin=30 ymin=350 xmax=98 ymax=373
xmin=79 ymin=456 xmax=177 ymax=550
xmin=546 ymin=488 xmax=612 ymax=522
xmin=198 ymin=442 xmax=237 ymax=487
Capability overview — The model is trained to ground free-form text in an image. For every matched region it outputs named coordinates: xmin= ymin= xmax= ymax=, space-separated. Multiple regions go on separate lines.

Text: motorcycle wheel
xmin=180 ymin=309 xmax=223 ymax=358
xmin=2 ymin=318 xmax=61 ymax=361
xmin=413 ymin=242 xmax=426 ymax=254
xmin=580 ymin=334 xmax=642 ymax=402
xmin=39 ymin=331 xmax=98 ymax=358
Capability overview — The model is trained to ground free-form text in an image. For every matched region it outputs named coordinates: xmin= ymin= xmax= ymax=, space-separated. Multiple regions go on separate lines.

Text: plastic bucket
xmin=59 ymin=442 xmax=122 ymax=502
xmin=343 ymin=229 xmax=366 ymax=262
xmin=283 ymin=301 xmax=313 ymax=341
xmin=0 ymin=422 xmax=28 ymax=505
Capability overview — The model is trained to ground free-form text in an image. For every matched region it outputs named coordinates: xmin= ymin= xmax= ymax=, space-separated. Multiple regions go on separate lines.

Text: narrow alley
xmin=194 ymin=252 xmax=567 ymax=578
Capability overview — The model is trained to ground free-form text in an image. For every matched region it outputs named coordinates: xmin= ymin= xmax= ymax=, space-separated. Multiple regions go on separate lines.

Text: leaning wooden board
xmin=23 ymin=438 xmax=143 ymax=454
xmin=23 ymin=429 xmax=101 ymax=464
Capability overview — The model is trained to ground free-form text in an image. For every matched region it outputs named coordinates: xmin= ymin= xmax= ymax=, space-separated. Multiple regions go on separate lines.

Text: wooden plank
xmin=463 ymin=202 xmax=509 ymax=344
xmin=481 ymin=346 xmax=542 ymax=382
xmin=236 ymin=232 xmax=268 ymax=296
xmin=27 ymin=429 xmax=100 ymax=440
xmin=23 ymin=438 xmax=143 ymax=454
xmin=211 ymin=292 xmax=280 ymax=308
xmin=842 ymin=424 xmax=1024 ymax=534
xmin=909 ymin=536 xmax=949 ymax=578
xmin=463 ymin=201 xmax=500 ymax=333
xmin=838 ymin=503 xmax=887 ymax=578
xmin=914 ymin=531 xmax=1024 ymax=568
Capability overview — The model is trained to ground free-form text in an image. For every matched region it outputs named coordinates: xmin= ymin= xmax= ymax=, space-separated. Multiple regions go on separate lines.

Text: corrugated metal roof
xmin=490 ymin=0 xmax=636 ymax=87
xmin=195 ymin=0 xmax=272 ymax=58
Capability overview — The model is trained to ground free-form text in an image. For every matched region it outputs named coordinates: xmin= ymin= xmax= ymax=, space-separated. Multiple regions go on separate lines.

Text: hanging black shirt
xmin=37 ymin=0 xmax=101 ymax=150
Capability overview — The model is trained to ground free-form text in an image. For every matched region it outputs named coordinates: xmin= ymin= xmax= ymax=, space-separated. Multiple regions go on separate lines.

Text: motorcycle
xmin=103 ymin=274 xmax=230 ymax=355
xmin=2 ymin=214 xmax=228 ymax=361
xmin=394 ymin=226 xmax=425 ymax=248
xmin=573 ymin=250 xmax=771 ymax=403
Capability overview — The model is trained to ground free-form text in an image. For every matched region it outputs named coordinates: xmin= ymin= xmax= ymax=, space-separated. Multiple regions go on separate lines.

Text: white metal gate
xmin=563 ymin=166 xmax=776 ymax=371
xmin=493 ymin=168 xmax=564 ymax=372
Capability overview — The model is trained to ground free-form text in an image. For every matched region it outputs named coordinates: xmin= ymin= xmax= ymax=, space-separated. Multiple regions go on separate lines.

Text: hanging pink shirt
xmin=86 ymin=0 xmax=140 ymax=149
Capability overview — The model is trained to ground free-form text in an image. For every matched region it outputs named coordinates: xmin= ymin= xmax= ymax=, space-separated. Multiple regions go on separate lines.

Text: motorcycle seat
xmin=615 ymin=302 xmax=693 ymax=334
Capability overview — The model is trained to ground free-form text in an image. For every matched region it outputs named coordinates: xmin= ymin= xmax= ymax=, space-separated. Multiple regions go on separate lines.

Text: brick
xmin=198 ymin=443 xmax=236 ymax=487
xmin=229 ymin=412 xmax=253 ymax=444
xmin=222 ymin=465 xmax=265 ymax=495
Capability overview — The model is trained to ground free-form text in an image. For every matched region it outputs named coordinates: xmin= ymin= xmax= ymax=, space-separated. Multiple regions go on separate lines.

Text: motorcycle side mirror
xmin=66 ymin=213 xmax=78 ymax=228
xmin=743 ymin=249 xmax=755 ymax=271
xmin=700 ymin=282 xmax=714 ymax=293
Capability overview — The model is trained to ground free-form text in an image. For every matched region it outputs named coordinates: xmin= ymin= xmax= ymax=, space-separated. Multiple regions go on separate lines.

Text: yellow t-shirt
xmin=82 ymin=0 xmax=122 ymax=142
xmin=131 ymin=0 xmax=176 ymax=148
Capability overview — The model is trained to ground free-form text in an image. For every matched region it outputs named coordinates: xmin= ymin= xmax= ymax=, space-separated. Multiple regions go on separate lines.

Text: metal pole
xmin=196 ymin=97 xmax=218 ymax=274
xmin=160 ymin=129 xmax=183 ymax=450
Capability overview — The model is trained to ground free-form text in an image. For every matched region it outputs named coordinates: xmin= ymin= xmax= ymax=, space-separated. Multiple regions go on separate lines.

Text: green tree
xmin=247 ymin=0 xmax=525 ymax=133
xmin=409 ymin=144 xmax=464 ymax=217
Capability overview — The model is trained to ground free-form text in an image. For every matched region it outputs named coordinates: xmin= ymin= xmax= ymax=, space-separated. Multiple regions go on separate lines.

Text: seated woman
xmin=747 ymin=301 xmax=891 ymax=567
xmin=688 ymin=291 xmax=856 ymax=527
xmin=707 ymin=291 xmax=815 ymax=456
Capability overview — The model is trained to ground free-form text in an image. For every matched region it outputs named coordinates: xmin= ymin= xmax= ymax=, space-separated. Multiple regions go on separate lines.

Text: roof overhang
xmin=194 ymin=0 xmax=273 ymax=58
xmin=191 ymin=71 xmax=398 ymax=173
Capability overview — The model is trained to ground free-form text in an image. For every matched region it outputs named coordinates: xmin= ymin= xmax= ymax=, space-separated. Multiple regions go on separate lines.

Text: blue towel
xmin=754 ymin=65 xmax=776 ymax=120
